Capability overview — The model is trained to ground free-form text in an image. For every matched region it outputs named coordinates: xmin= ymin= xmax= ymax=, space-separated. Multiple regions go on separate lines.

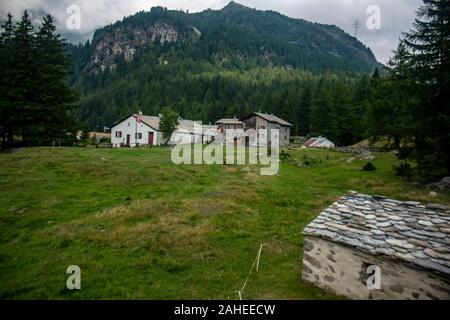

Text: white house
xmin=111 ymin=113 xmax=219 ymax=148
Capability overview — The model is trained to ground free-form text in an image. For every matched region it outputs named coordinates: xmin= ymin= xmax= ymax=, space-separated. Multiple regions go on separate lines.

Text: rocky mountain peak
xmin=87 ymin=21 xmax=181 ymax=73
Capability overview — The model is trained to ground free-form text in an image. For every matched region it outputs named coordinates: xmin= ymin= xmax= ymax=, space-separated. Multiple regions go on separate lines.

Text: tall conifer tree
xmin=35 ymin=15 xmax=78 ymax=144
xmin=10 ymin=11 xmax=38 ymax=145
xmin=402 ymin=0 xmax=450 ymax=176
xmin=0 ymin=13 xmax=15 ymax=146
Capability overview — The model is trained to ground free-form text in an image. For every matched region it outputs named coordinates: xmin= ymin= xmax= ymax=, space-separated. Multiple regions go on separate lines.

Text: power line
xmin=352 ymin=20 xmax=361 ymax=39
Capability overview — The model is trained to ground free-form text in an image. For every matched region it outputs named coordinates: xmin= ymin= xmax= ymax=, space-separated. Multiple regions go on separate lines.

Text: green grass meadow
xmin=0 ymin=147 xmax=449 ymax=299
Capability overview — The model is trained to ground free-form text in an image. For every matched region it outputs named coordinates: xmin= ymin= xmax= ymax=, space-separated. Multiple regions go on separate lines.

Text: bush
xmin=99 ymin=137 xmax=111 ymax=144
xmin=280 ymin=150 xmax=291 ymax=161
xmin=393 ymin=162 xmax=412 ymax=178
xmin=363 ymin=162 xmax=377 ymax=171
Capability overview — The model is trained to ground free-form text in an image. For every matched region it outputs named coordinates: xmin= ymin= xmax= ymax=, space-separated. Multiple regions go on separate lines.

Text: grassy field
xmin=0 ymin=147 xmax=449 ymax=299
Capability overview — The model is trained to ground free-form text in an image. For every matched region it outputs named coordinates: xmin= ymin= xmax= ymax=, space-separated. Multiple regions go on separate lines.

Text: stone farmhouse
xmin=240 ymin=112 xmax=293 ymax=147
xmin=302 ymin=191 xmax=450 ymax=300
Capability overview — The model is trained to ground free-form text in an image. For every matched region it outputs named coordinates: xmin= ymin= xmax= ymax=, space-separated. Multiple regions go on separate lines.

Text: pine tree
xmin=309 ymin=84 xmax=333 ymax=140
xmin=364 ymin=69 xmax=405 ymax=148
xmin=35 ymin=15 xmax=78 ymax=145
xmin=297 ymin=85 xmax=312 ymax=137
xmin=0 ymin=12 xmax=78 ymax=147
xmin=332 ymin=82 xmax=354 ymax=146
xmin=387 ymin=43 xmax=416 ymax=149
xmin=351 ymin=75 xmax=370 ymax=141
xmin=281 ymin=89 xmax=298 ymax=134
xmin=0 ymin=13 xmax=15 ymax=147
xmin=10 ymin=11 xmax=39 ymax=145
xmin=402 ymin=0 xmax=450 ymax=176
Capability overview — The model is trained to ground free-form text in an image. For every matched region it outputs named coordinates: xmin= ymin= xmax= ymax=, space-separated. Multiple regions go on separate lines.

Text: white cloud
xmin=0 ymin=0 xmax=422 ymax=62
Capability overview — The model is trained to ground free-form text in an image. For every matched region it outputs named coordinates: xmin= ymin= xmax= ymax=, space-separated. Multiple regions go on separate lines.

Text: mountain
xmin=70 ymin=2 xmax=378 ymax=75
xmin=67 ymin=2 xmax=379 ymax=132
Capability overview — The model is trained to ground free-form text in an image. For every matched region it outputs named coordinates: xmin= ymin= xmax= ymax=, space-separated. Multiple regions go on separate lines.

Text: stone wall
xmin=302 ymin=236 xmax=450 ymax=300
xmin=243 ymin=116 xmax=290 ymax=147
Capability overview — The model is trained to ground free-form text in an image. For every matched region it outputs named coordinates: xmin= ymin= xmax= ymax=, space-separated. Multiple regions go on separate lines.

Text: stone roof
xmin=304 ymin=192 xmax=450 ymax=276
xmin=254 ymin=112 xmax=293 ymax=127
xmin=241 ymin=112 xmax=293 ymax=127
xmin=216 ymin=118 xmax=244 ymax=125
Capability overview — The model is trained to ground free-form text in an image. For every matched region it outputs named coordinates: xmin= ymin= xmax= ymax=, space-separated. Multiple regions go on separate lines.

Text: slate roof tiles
xmin=304 ymin=192 xmax=450 ymax=276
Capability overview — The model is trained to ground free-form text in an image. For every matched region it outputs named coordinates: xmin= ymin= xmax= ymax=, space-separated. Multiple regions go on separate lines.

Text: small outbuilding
xmin=303 ymin=136 xmax=335 ymax=149
xmin=302 ymin=191 xmax=450 ymax=300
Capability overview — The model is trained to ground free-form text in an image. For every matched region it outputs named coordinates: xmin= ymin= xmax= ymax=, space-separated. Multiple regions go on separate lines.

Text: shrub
xmin=280 ymin=151 xmax=291 ymax=161
xmin=363 ymin=162 xmax=377 ymax=171
xmin=393 ymin=162 xmax=412 ymax=178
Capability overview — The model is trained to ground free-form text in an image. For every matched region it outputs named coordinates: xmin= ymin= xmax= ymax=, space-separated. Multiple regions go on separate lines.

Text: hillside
xmin=68 ymin=2 xmax=379 ymax=132
xmin=70 ymin=2 xmax=377 ymax=75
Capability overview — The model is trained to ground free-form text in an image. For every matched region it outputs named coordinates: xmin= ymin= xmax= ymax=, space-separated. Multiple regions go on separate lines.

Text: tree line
xmin=74 ymin=60 xmax=371 ymax=147
xmin=0 ymin=12 xmax=78 ymax=147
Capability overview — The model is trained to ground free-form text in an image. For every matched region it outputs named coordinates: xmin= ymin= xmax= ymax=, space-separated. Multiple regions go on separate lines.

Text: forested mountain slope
xmin=68 ymin=2 xmax=379 ymax=139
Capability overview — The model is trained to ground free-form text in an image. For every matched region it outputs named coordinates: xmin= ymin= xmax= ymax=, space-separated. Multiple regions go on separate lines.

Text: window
xmin=115 ymin=131 xmax=122 ymax=138
xmin=128 ymin=123 xmax=130 ymax=127
xmin=136 ymin=133 xmax=142 ymax=139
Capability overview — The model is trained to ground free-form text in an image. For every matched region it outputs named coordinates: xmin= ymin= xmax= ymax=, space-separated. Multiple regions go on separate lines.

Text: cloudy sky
xmin=0 ymin=0 xmax=422 ymax=63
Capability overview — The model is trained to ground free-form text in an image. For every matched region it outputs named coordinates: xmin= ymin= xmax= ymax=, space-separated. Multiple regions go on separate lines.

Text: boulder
xmin=427 ymin=177 xmax=450 ymax=190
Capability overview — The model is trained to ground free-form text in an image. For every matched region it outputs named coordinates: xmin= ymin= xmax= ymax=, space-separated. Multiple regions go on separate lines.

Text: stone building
xmin=215 ymin=118 xmax=245 ymax=132
xmin=241 ymin=112 xmax=292 ymax=147
xmin=302 ymin=191 xmax=450 ymax=300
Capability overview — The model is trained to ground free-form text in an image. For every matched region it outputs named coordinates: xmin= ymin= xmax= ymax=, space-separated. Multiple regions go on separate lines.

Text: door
xmin=148 ymin=132 xmax=154 ymax=146
xmin=126 ymin=134 xmax=131 ymax=146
